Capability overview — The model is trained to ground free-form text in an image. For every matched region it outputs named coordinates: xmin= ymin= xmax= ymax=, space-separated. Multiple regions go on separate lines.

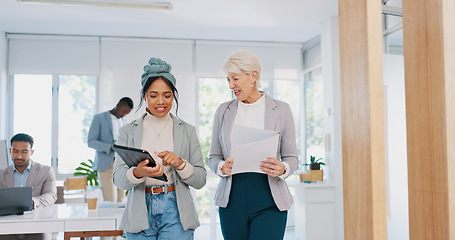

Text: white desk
xmin=0 ymin=203 xmax=124 ymax=238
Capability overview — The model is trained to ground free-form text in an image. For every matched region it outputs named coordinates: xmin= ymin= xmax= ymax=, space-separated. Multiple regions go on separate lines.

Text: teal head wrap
xmin=141 ymin=58 xmax=176 ymax=87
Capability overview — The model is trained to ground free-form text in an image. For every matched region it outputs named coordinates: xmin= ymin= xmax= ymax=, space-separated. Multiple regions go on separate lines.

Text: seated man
xmin=0 ymin=133 xmax=57 ymax=240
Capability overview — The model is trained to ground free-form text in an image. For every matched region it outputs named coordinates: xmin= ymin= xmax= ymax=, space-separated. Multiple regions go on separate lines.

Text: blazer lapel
xmin=172 ymin=114 xmax=184 ymax=158
xmin=222 ymin=101 xmax=237 ymax=156
xmin=105 ymin=111 xmax=113 ymax=134
xmin=132 ymin=114 xmax=146 ymax=148
xmin=25 ymin=161 xmax=37 ymax=186
xmin=5 ymin=166 xmax=15 ymax=187
xmin=264 ymin=94 xmax=279 ymax=131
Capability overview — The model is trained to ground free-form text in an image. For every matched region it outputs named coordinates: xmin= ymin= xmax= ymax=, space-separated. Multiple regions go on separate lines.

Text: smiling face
xmin=10 ymin=141 xmax=33 ymax=172
xmin=227 ymin=70 xmax=259 ymax=104
xmin=144 ymin=77 xmax=173 ymax=118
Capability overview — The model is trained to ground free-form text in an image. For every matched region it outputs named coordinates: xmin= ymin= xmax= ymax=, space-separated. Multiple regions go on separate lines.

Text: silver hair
xmin=222 ymin=50 xmax=262 ymax=89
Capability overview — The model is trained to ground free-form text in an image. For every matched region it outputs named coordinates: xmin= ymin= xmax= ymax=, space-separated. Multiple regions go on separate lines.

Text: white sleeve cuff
xmin=217 ymin=161 xmax=228 ymax=177
xmin=278 ymin=162 xmax=291 ymax=180
xmin=127 ymin=167 xmax=146 ymax=184
xmin=176 ymin=159 xmax=194 ymax=179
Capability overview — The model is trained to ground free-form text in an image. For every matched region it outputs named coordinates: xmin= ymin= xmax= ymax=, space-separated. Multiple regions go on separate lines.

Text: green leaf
xmin=80 ymin=162 xmax=91 ymax=168
xmin=310 ymin=156 xmax=315 ymax=163
xmin=72 ymin=159 xmax=99 ymax=186
xmin=75 ymin=166 xmax=90 ymax=172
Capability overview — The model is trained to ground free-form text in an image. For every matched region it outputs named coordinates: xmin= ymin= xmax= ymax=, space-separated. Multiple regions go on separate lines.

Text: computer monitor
xmin=0 ymin=139 xmax=9 ymax=170
xmin=0 ymin=187 xmax=33 ymax=216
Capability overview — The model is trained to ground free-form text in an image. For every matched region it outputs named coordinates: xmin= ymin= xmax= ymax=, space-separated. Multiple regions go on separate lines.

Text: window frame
xmin=7 ymin=73 xmax=98 ymax=180
xmin=302 ymin=64 xmax=323 ymax=166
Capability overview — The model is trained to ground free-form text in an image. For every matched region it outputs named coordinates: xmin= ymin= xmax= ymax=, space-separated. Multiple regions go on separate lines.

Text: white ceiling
xmin=0 ymin=0 xmax=339 ymax=43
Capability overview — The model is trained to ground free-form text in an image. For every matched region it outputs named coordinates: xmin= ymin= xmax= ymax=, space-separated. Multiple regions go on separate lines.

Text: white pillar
xmin=321 ymin=16 xmax=344 ymax=240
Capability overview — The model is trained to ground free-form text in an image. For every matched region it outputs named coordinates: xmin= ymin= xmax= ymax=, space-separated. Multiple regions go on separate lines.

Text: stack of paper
xmin=230 ymin=124 xmax=279 ymax=174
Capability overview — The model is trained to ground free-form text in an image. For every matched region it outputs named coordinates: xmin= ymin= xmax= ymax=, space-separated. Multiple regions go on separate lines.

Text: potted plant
xmin=304 ymin=155 xmax=325 ymax=170
xmin=74 ymin=159 xmax=99 ymax=186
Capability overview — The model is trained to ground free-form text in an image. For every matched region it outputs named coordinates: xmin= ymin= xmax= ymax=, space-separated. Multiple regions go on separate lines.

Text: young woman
xmin=113 ymin=57 xmax=206 ymax=240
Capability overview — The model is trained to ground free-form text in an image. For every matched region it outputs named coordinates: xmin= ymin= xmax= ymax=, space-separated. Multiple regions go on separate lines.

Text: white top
xmin=126 ymin=113 xmax=193 ymax=186
xmin=234 ymin=94 xmax=266 ymax=129
xmin=217 ymin=94 xmax=290 ymax=179
xmin=110 ymin=113 xmax=125 ymax=143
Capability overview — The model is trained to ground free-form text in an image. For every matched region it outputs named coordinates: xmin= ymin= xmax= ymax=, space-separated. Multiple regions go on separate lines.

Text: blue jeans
xmin=126 ymin=188 xmax=194 ymax=240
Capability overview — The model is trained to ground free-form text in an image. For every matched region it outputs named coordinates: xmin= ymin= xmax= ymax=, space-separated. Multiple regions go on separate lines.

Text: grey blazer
xmin=0 ymin=161 xmax=57 ymax=208
xmin=88 ymin=111 xmax=128 ymax=171
xmin=208 ymin=94 xmax=299 ymax=211
xmin=113 ymin=113 xmax=207 ymax=233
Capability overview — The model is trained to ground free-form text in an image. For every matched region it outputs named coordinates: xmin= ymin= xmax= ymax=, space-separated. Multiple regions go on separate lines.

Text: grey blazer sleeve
xmin=177 ymin=124 xmax=206 ymax=190
xmin=88 ymin=113 xmax=112 ymax=153
xmin=113 ymin=124 xmax=141 ymax=191
xmin=0 ymin=169 xmax=7 ymax=188
xmin=279 ymin=102 xmax=299 ymax=176
xmin=31 ymin=165 xmax=57 ymax=208
xmin=208 ymin=104 xmax=226 ymax=173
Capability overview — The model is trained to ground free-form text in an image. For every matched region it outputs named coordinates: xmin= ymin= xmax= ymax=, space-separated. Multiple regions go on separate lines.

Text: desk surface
xmin=0 ymin=203 xmax=124 ymax=235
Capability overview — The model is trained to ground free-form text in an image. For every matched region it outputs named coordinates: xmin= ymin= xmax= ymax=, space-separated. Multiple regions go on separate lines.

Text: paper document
xmin=230 ymin=124 xmax=280 ymax=174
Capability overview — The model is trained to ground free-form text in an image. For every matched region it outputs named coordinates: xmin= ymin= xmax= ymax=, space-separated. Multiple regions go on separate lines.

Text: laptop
xmin=0 ymin=187 xmax=33 ymax=216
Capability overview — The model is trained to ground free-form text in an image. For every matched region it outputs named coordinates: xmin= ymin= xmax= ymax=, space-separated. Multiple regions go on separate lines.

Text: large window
xmin=12 ymin=75 xmax=53 ymax=166
xmin=198 ymin=78 xmax=233 ymax=163
xmin=10 ymin=74 xmax=96 ymax=176
xmin=274 ymin=79 xmax=302 ymax=159
xmin=197 ymin=78 xmax=232 ymax=226
xmin=58 ymin=75 xmax=96 ymax=174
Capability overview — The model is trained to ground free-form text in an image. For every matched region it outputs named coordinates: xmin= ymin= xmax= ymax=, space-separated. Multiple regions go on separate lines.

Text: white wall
xmin=99 ymin=37 xmax=195 ymax=124
xmin=383 ymin=54 xmax=409 ymax=240
xmin=8 ymin=35 xmax=100 ymax=75
xmin=4 ymin=34 xmax=303 ymax=133
xmin=321 ymin=16 xmax=344 ymax=240
xmin=0 ymin=31 xmax=7 ymax=139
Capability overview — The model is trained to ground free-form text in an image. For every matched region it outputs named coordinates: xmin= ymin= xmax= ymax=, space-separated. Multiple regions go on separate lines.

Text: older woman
xmin=113 ymin=58 xmax=206 ymax=240
xmin=209 ymin=50 xmax=299 ymax=240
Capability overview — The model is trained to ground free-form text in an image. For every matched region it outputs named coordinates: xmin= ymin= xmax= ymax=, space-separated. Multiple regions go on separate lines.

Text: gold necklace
xmin=147 ymin=115 xmax=171 ymax=138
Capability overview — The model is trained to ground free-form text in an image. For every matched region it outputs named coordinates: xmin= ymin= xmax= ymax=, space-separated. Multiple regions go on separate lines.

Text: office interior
xmin=2 ymin=0 xmax=448 ymax=239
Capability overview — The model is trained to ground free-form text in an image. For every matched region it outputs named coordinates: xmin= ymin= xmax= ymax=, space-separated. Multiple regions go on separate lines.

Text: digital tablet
xmin=113 ymin=144 xmax=167 ymax=182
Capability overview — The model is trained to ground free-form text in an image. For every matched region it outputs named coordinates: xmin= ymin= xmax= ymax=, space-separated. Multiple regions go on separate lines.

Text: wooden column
xmin=339 ymin=0 xmax=387 ymax=239
xmin=402 ymin=0 xmax=455 ymax=239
